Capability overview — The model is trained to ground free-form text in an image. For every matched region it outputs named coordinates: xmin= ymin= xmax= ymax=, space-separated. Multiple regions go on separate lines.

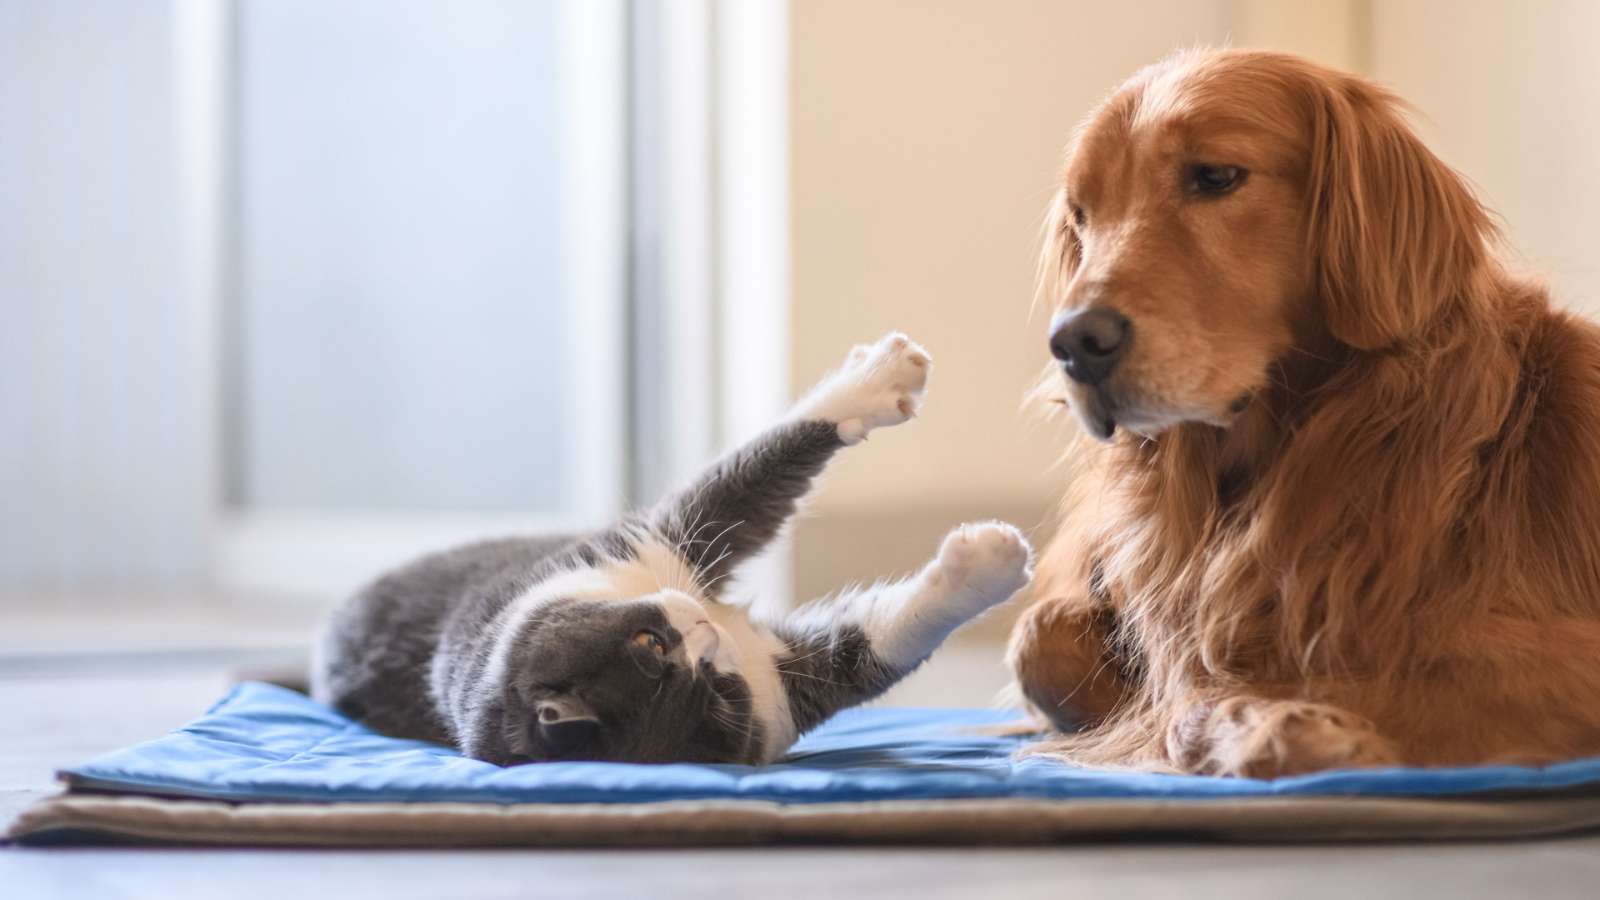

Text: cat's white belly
xmin=698 ymin=600 xmax=796 ymax=760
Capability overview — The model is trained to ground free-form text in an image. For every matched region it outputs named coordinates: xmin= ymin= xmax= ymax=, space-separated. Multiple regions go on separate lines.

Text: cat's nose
xmin=683 ymin=620 xmax=720 ymax=666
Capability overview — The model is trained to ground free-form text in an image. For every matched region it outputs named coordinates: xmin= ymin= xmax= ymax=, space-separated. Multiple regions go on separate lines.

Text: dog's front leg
xmin=1006 ymin=586 xmax=1133 ymax=731
xmin=1165 ymin=693 xmax=1399 ymax=777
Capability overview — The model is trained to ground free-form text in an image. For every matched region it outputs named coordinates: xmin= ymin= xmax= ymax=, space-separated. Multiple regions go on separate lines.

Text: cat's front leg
xmin=650 ymin=333 xmax=931 ymax=592
xmin=775 ymin=522 xmax=1034 ymax=737
xmin=867 ymin=522 xmax=1035 ymax=668
xmin=790 ymin=331 xmax=931 ymax=445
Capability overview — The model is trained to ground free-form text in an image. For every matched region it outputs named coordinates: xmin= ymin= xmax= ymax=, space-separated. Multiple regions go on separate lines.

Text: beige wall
xmin=787 ymin=0 xmax=1233 ymax=598
xmin=1228 ymin=0 xmax=1370 ymax=71
xmin=1371 ymin=1 xmax=1600 ymax=320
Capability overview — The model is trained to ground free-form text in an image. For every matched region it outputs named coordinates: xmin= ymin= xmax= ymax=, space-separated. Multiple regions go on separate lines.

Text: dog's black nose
xmin=1050 ymin=308 xmax=1131 ymax=385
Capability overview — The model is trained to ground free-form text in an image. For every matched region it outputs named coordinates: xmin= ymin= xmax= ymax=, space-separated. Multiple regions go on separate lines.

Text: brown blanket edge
xmin=11 ymin=793 xmax=1600 ymax=847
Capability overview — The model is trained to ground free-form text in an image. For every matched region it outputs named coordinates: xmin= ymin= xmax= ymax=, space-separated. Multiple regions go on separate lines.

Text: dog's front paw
xmin=794 ymin=332 xmax=931 ymax=444
xmin=1168 ymin=697 xmax=1400 ymax=778
xmin=928 ymin=521 xmax=1034 ymax=615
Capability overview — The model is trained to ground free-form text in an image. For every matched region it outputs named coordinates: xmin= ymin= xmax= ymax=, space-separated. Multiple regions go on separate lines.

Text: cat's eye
xmin=1188 ymin=164 xmax=1246 ymax=196
xmin=632 ymin=630 xmax=667 ymax=654
xmin=1069 ymin=203 xmax=1087 ymax=228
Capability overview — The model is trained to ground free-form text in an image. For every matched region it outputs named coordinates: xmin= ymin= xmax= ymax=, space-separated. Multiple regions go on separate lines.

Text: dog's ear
xmin=1305 ymin=78 xmax=1491 ymax=350
xmin=1038 ymin=187 xmax=1083 ymax=310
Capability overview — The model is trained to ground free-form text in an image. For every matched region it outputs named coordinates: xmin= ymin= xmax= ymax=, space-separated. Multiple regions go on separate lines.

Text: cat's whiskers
xmin=667 ymin=517 xmax=745 ymax=595
xmin=672 ymin=511 xmax=723 ymax=561
xmin=706 ymin=697 xmax=752 ymax=743
xmin=697 ymin=546 xmax=737 ymax=593
xmin=776 ymin=636 xmax=840 ymax=667
xmin=699 ymin=519 xmax=745 ymax=554
xmin=669 ymin=513 xmax=708 ymax=564
xmin=776 ymin=646 xmax=827 ymax=668
xmin=776 ymin=671 xmax=847 ymax=689
xmin=773 ymin=664 xmax=847 ymax=688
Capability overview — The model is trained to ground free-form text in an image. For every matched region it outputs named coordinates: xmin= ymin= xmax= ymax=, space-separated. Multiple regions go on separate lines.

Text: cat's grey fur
xmin=312 ymin=333 xmax=1033 ymax=765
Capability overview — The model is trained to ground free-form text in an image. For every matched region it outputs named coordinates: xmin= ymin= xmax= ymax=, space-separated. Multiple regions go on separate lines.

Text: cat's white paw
xmin=794 ymin=332 xmax=931 ymax=445
xmin=829 ymin=521 xmax=1033 ymax=671
xmin=929 ymin=521 xmax=1033 ymax=614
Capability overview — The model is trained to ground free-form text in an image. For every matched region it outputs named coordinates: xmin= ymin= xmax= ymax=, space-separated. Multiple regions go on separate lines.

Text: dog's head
xmin=1042 ymin=50 xmax=1491 ymax=441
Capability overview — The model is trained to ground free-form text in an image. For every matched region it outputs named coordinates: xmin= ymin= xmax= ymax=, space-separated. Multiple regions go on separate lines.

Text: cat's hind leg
xmin=773 ymin=522 xmax=1033 ymax=737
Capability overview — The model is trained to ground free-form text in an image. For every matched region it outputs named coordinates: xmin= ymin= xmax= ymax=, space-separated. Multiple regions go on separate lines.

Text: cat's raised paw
xmin=933 ymin=521 xmax=1033 ymax=610
xmin=796 ymin=332 xmax=931 ymax=444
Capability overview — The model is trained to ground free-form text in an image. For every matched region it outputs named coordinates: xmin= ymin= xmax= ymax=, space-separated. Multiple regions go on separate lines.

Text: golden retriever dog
xmin=1008 ymin=49 xmax=1600 ymax=777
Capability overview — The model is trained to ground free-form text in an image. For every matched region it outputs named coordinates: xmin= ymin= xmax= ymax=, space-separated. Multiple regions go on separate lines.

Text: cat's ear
xmin=535 ymin=697 xmax=600 ymax=757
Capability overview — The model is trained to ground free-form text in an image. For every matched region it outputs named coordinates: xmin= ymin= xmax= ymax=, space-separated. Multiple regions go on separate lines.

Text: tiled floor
xmin=4 ymin=622 xmax=1600 ymax=899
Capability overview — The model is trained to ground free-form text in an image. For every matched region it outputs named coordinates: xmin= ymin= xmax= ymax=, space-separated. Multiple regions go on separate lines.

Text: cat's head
xmin=465 ymin=589 xmax=766 ymax=766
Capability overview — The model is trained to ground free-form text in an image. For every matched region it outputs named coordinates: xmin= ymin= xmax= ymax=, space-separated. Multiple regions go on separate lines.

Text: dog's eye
xmin=1070 ymin=204 xmax=1087 ymax=228
xmin=632 ymin=630 xmax=667 ymax=655
xmin=1189 ymin=164 xmax=1246 ymax=196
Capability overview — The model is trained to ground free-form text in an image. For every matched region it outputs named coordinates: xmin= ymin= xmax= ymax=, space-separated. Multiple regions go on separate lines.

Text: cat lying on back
xmin=312 ymin=333 xmax=1033 ymax=765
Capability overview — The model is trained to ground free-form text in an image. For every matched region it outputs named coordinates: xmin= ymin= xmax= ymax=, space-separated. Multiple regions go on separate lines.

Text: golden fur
xmin=1008 ymin=49 xmax=1600 ymax=777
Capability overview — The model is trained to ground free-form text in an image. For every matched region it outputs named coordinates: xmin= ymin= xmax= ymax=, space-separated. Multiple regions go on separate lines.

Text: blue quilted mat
xmin=58 ymin=682 xmax=1600 ymax=805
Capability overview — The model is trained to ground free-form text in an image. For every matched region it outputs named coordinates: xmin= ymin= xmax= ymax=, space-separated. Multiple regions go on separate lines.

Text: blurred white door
xmin=0 ymin=0 xmax=217 ymax=592
xmin=235 ymin=0 xmax=586 ymax=513
xmin=0 ymin=0 xmax=786 ymax=608
xmin=220 ymin=0 xmax=628 ymax=598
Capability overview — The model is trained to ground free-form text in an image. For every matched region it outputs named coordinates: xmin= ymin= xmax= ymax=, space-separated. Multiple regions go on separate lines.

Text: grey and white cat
xmin=312 ymin=333 xmax=1033 ymax=765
